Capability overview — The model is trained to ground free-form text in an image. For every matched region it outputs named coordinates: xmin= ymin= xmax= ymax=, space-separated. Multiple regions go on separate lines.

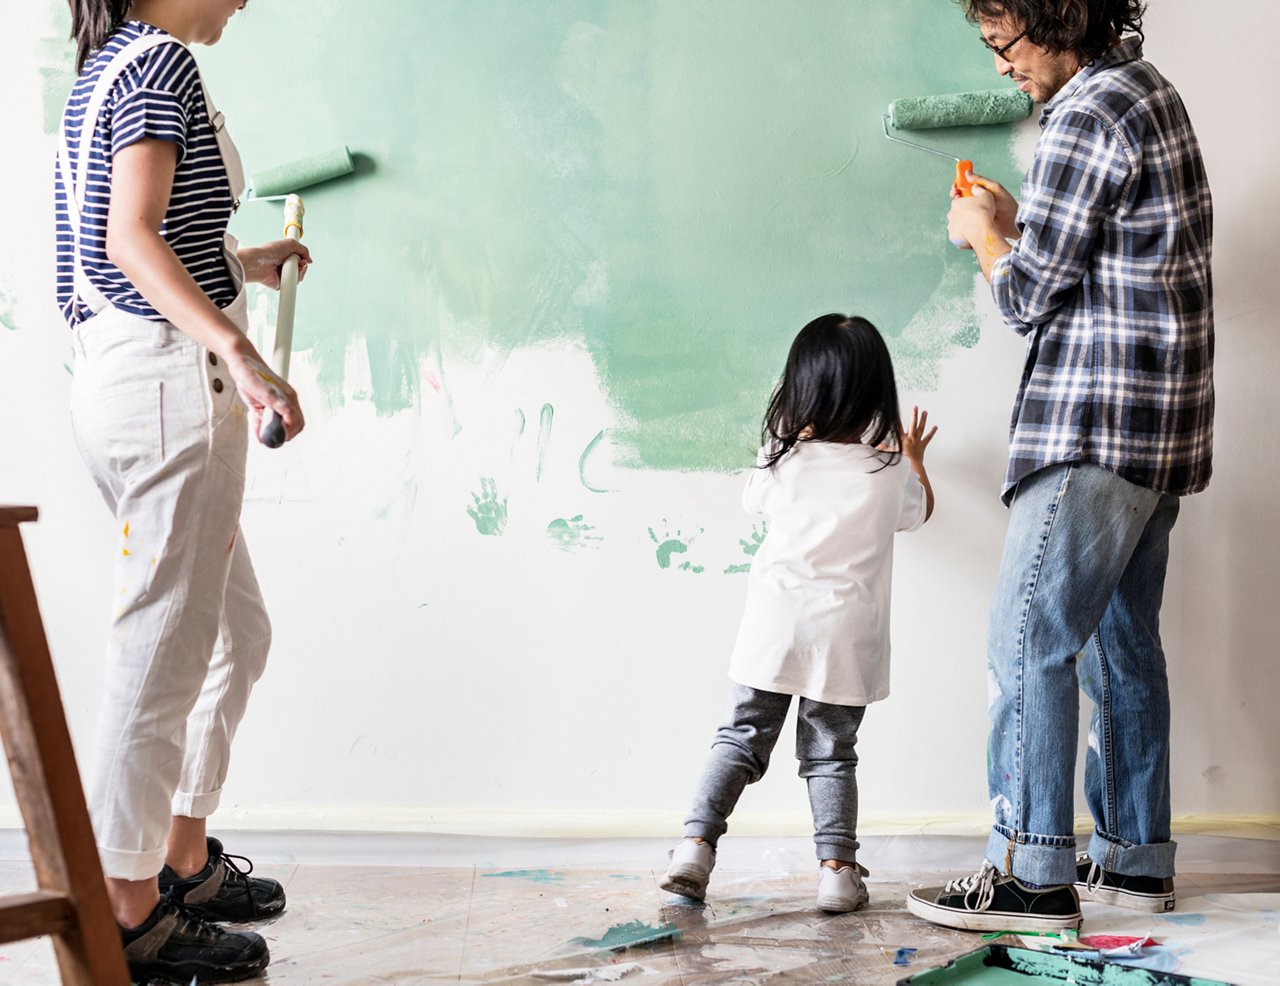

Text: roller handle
xmin=954 ymin=159 xmax=975 ymax=197
xmin=259 ymin=195 xmax=304 ymax=449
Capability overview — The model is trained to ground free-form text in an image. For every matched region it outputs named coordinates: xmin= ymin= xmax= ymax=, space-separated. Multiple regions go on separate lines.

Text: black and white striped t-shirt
xmin=55 ymin=21 xmax=238 ymax=328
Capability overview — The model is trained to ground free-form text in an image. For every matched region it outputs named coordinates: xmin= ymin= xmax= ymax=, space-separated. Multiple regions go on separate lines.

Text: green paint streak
xmin=578 ymin=429 xmax=611 ymax=493
xmin=536 ymin=402 xmax=554 ymax=481
xmin=482 ymin=869 xmax=565 ymax=884
xmin=201 ymin=1 xmax=1022 ymax=470
xmin=546 ymin=514 xmax=601 ymax=552
xmin=510 ymin=408 xmax=526 ymax=460
xmin=570 ymin=919 xmax=682 ymax=951
xmin=466 ymin=477 xmax=508 ymax=536
xmin=724 ymin=521 xmax=767 ymax=574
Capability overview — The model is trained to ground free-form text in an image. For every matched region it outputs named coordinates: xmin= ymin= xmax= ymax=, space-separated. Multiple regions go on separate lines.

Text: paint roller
xmin=245 ymin=147 xmax=355 ymax=447
xmin=258 ymin=194 xmax=304 ymax=449
xmin=881 ymin=88 xmax=1031 ymax=197
xmin=246 ymin=145 xmax=354 ymax=200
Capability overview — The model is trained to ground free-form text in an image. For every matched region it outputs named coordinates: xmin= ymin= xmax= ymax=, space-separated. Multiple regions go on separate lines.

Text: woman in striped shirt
xmin=57 ymin=1 xmax=308 ymax=980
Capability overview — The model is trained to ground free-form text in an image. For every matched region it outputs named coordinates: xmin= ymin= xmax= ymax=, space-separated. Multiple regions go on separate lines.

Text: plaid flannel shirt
xmin=990 ymin=37 xmax=1214 ymax=504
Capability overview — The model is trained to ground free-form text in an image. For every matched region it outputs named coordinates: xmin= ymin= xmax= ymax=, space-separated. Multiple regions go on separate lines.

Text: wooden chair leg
xmin=0 ymin=507 xmax=129 ymax=985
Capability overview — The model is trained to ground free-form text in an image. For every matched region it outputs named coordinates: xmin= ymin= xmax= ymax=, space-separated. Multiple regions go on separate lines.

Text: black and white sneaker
xmin=1075 ymin=851 xmax=1175 ymax=912
xmin=121 ymin=897 xmax=269 ymax=984
xmin=159 ymin=837 xmax=287 ymax=923
xmin=907 ymin=861 xmax=1082 ymax=933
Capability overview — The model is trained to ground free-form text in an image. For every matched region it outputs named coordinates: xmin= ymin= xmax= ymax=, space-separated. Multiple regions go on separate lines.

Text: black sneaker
xmin=159 ymin=837 xmax=287 ymax=923
xmin=121 ymin=897 xmax=269 ymax=983
xmin=1075 ymin=851 xmax=1175 ymax=912
xmin=907 ymin=861 xmax=1082 ymax=933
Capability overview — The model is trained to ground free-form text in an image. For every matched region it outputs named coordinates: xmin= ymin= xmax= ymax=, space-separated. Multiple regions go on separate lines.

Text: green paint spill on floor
xmin=570 ymin=919 xmax=682 ymax=951
xmin=481 ymin=869 xmax=566 ymax=884
xmin=196 ymin=1 xmax=1023 ymax=472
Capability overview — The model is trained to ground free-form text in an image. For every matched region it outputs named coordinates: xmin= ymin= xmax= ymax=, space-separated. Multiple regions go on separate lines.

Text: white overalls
xmin=60 ymin=34 xmax=272 ymax=881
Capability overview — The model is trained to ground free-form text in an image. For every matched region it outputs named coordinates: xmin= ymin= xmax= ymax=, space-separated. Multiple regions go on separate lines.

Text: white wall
xmin=1 ymin=1 xmax=1277 ymax=838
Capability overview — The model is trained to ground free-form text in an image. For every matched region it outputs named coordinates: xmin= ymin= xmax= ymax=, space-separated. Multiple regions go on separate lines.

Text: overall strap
xmin=57 ymin=33 xmax=190 ymax=315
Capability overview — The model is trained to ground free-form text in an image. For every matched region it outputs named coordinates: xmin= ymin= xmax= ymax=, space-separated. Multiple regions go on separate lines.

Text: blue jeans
xmin=985 ymin=463 xmax=1180 ymax=886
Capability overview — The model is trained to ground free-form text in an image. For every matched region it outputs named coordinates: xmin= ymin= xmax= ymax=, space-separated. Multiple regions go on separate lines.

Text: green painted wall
xmin=48 ymin=0 xmax=1026 ymax=471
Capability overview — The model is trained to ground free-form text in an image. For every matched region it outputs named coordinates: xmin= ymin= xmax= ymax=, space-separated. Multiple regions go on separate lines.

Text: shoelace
xmin=941 ymin=860 xmax=998 ymax=911
xmin=1076 ymin=851 xmax=1104 ymax=893
xmin=213 ymin=848 xmax=261 ymax=917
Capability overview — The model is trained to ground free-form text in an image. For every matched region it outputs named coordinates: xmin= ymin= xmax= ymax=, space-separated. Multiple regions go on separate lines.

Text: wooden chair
xmin=0 ymin=506 xmax=129 ymax=984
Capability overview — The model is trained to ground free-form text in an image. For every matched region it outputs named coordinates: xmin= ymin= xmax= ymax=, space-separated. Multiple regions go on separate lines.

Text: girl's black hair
xmin=761 ymin=313 xmax=901 ymax=470
xmin=70 ymin=0 xmax=132 ymax=74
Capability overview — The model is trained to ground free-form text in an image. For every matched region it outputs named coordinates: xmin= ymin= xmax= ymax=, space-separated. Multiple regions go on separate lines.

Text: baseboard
xmin=1 ymin=805 xmax=1276 ymax=840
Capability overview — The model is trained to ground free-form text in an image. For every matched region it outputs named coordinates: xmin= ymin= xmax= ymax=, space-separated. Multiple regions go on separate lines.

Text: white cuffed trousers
xmin=69 ymin=293 xmax=270 ymax=881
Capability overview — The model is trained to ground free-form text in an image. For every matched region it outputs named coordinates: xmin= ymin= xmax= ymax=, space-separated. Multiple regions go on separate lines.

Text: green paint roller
xmin=882 ymin=87 xmax=1031 ymax=197
xmin=246 ymin=145 xmax=354 ymax=200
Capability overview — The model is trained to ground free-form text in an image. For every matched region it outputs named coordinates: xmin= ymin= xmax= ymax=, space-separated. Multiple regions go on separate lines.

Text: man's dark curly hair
xmin=958 ymin=0 xmax=1146 ymax=64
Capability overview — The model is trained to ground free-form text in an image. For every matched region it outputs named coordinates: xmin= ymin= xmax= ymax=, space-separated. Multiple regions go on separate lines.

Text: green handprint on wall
xmin=724 ymin=521 xmax=768 ymax=574
xmin=467 ymin=477 xmax=508 ymax=536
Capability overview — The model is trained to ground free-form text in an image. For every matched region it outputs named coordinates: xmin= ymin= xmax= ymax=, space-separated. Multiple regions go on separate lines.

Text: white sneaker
xmin=659 ymin=839 xmax=715 ymax=901
xmin=817 ymin=862 xmax=870 ymax=913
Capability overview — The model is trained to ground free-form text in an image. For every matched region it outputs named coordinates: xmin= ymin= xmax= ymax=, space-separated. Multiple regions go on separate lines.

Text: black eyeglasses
xmin=982 ymin=28 xmax=1027 ymax=61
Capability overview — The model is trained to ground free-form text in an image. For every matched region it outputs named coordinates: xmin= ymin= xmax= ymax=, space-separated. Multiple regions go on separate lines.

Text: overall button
xmin=208 ymin=352 xmax=218 ymax=366
xmin=212 ymin=378 xmax=225 ymax=394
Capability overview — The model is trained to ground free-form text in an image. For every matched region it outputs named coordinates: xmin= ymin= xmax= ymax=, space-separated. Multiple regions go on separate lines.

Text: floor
xmin=0 ymin=832 xmax=1277 ymax=984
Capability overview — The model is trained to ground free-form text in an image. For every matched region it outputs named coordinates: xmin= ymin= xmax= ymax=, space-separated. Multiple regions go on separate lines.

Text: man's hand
xmin=947 ymin=185 xmax=1012 ymax=282
xmin=961 ymin=172 xmax=1020 ymax=241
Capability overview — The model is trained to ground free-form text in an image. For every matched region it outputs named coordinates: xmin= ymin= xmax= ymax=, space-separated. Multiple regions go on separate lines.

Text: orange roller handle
xmin=954 ymin=159 xmax=975 ymax=197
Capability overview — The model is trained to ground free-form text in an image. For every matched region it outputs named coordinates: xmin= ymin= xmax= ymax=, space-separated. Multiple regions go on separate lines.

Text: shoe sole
xmin=128 ymin=954 xmax=270 ymax=984
xmin=659 ymin=864 xmax=709 ymax=901
xmin=1075 ymin=882 xmax=1175 ymax=913
xmin=817 ymin=893 xmax=868 ymax=913
xmin=906 ymin=892 xmax=1081 ymax=933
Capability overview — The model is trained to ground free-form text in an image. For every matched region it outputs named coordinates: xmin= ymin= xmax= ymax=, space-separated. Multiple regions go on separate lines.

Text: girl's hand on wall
xmin=901 ymin=406 xmax=937 ymax=464
xmin=224 ymin=339 xmax=306 ymax=442
xmin=239 ymin=240 xmax=313 ymax=289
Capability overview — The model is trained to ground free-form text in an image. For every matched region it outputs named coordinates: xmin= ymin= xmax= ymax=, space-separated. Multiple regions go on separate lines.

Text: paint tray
xmin=896 ymin=944 xmax=1232 ymax=985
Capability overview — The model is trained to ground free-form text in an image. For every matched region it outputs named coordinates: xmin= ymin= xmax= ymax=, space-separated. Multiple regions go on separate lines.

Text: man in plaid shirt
xmin=908 ymin=0 xmax=1213 ymax=932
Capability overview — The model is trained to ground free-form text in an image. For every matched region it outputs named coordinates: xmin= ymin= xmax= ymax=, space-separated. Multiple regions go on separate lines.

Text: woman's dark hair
xmin=761 ymin=314 xmax=901 ymax=470
xmin=70 ymin=0 xmax=132 ymax=73
xmin=958 ymin=0 xmax=1145 ymax=64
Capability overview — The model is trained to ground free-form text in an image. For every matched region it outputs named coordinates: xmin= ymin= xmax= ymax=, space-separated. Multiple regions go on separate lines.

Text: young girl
xmin=660 ymin=313 xmax=936 ymax=912
xmin=57 ymin=1 xmax=308 ymax=980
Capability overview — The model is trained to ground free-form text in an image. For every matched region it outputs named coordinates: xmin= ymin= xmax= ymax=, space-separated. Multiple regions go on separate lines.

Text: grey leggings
xmin=684 ymin=683 xmax=865 ymax=862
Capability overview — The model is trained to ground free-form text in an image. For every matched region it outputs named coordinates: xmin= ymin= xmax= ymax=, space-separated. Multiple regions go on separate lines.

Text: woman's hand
xmin=223 ymin=337 xmax=306 ymax=443
xmin=238 ymin=239 xmax=312 ymax=290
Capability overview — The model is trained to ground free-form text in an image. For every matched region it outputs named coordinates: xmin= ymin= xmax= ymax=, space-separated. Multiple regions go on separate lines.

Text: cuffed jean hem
xmin=682 ymin=825 xmax=720 ymax=847
xmin=171 ymin=787 xmax=222 ymax=819
xmin=1088 ymin=829 xmax=1177 ymax=879
xmin=815 ymin=841 xmax=859 ymax=863
xmin=986 ymin=826 xmax=1077 ymax=886
xmin=99 ymin=845 xmax=167 ymax=882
